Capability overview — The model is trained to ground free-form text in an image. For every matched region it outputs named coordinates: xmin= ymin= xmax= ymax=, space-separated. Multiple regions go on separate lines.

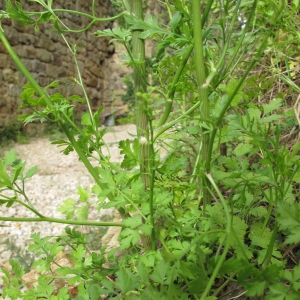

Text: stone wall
xmin=0 ymin=0 xmax=129 ymax=132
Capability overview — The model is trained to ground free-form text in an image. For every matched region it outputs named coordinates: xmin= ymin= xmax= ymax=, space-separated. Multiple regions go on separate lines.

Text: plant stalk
xmin=0 ymin=217 xmax=124 ymax=227
xmin=192 ymin=0 xmax=210 ymax=208
xmin=129 ymin=0 xmax=154 ymax=250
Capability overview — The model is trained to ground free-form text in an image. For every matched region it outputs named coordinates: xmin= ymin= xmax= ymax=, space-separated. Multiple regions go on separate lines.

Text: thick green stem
xmin=130 ymin=0 xmax=150 ymax=187
xmin=156 ymin=0 xmax=212 ymax=129
xmin=130 ymin=0 xmax=155 ymax=250
xmin=207 ymin=36 xmax=269 ymax=168
xmin=192 ymin=0 xmax=210 ymax=208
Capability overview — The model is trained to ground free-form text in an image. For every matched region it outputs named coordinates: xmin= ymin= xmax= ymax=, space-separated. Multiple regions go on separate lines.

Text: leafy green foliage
xmin=1 ymin=0 xmax=300 ymax=299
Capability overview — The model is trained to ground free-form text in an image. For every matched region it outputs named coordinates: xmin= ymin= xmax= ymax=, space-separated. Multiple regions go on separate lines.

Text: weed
xmin=1 ymin=0 xmax=300 ymax=299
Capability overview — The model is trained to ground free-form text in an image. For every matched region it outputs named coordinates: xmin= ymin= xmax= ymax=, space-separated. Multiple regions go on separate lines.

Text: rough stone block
xmin=13 ymin=45 xmax=37 ymax=59
xmin=3 ymin=69 xmax=17 ymax=83
xmin=31 ymin=60 xmax=46 ymax=73
xmin=37 ymin=49 xmax=52 ymax=63
xmin=3 ymin=26 xmax=19 ymax=46
xmin=50 ymin=53 xmax=62 ymax=66
xmin=90 ymin=65 xmax=103 ymax=77
xmin=46 ymin=64 xmax=67 ymax=79
xmin=19 ymin=33 xmax=36 ymax=45
xmin=8 ymin=84 xmax=22 ymax=97
xmin=0 ymin=43 xmax=8 ymax=54
xmin=85 ymin=75 xmax=98 ymax=87
xmin=34 ymin=33 xmax=56 ymax=52
xmin=0 ymin=94 xmax=6 ymax=107
xmin=0 ymin=54 xmax=8 ymax=68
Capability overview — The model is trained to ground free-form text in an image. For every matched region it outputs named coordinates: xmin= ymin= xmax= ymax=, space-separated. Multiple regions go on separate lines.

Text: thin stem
xmin=202 ymin=173 xmax=231 ymax=300
xmin=27 ymin=9 xmax=128 ymax=22
xmin=0 ymin=216 xmax=124 ymax=227
xmin=218 ymin=0 xmax=257 ymax=84
xmin=192 ymin=0 xmax=210 ymax=208
xmin=61 ymin=34 xmax=94 ymax=127
xmin=207 ymin=35 xmax=270 ymax=171
xmin=157 ymin=44 xmax=193 ymax=128
xmin=149 ymin=120 xmax=157 ymax=251
xmin=262 ymin=222 xmax=278 ymax=267
xmin=14 ymin=197 xmax=45 ymax=219
xmin=154 ymin=99 xmax=202 ymax=141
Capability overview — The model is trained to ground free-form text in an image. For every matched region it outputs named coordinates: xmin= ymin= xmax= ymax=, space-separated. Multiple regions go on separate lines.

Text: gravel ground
xmin=0 ymin=124 xmax=136 ymax=295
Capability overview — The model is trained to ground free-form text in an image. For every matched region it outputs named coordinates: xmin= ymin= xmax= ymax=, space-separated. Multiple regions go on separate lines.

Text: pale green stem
xmin=0 ymin=216 xmax=124 ymax=227
xmin=130 ymin=0 xmax=155 ymax=250
xmin=192 ymin=0 xmax=210 ymax=208
xmin=202 ymin=173 xmax=231 ymax=299
xmin=60 ymin=34 xmax=94 ymax=128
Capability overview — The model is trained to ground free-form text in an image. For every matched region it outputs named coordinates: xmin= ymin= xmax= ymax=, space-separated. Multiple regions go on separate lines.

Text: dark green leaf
xmin=6 ymin=0 xmax=35 ymax=25
xmin=150 ymin=259 xmax=169 ymax=284
xmin=115 ymin=269 xmax=138 ymax=294
xmin=119 ymin=228 xmax=139 ymax=250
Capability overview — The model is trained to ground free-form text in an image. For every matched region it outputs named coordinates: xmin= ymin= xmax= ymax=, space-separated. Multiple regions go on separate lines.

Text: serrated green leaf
xmin=119 ymin=138 xmax=140 ymax=168
xmin=169 ymin=11 xmax=182 ymax=32
xmin=277 ymin=202 xmax=300 ymax=229
xmin=77 ymin=186 xmax=90 ymax=202
xmin=92 ymin=185 xmax=101 ymax=195
xmin=234 ymin=143 xmax=254 ymax=157
xmin=123 ymin=215 xmax=142 ymax=229
xmin=249 ymin=222 xmax=272 ymax=248
xmin=140 ymin=224 xmax=152 ymax=235
xmin=77 ymin=206 xmax=89 ymax=221
xmin=6 ymin=0 xmax=35 ymax=25
xmin=259 ymin=114 xmax=283 ymax=124
xmin=115 ymin=268 xmax=138 ymax=294
xmin=72 ymin=244 xmax=86 ymax=262
xmin=125 ymin=14 xmax=166 ymax=39
xmin=0 ymin=161 xmax=12 ymax=188
xmin=150 ymin=259 xmax=169 ymax=284
xmin=68 ymin=95 xmax=85 ymax=103
xmin=119 ymin=228 xmax=139 ymax=250
xmin=262 ymin=98 xmax=282 ymax=116
xmin=57 ymin=198 xmax=75 ymax=219
xmin=36 ymin=11 xmax=53 ymax=24
xmin=88 ymin=285 xmax=102 ymax=300
xmin=186 ymin=125 xmax=201 ymax=134
xmin=249 ymin=206 xmax=268 ymax=217
xmin=94 ymin=28 xmax=131 ymax=43
xmin=51 ymin=287 xmax=69 ymax=300
xmin=45 ymin=80 xmax=59 ymax=89
xmin=81 ymin=113 xmax=92 ymax=126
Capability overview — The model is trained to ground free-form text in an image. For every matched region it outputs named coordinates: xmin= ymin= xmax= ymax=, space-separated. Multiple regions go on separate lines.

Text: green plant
xmin=0 ymin=121 xmax=23 ymax=144
xmin=3 ymin=238 xmax=35 ymax=273
xmin=1 ymin=0 xmax=300 ymax=299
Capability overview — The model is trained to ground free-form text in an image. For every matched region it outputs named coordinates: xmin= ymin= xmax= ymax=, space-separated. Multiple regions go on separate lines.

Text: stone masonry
xmin=0 ymin=0 xmax=129 ymax=132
